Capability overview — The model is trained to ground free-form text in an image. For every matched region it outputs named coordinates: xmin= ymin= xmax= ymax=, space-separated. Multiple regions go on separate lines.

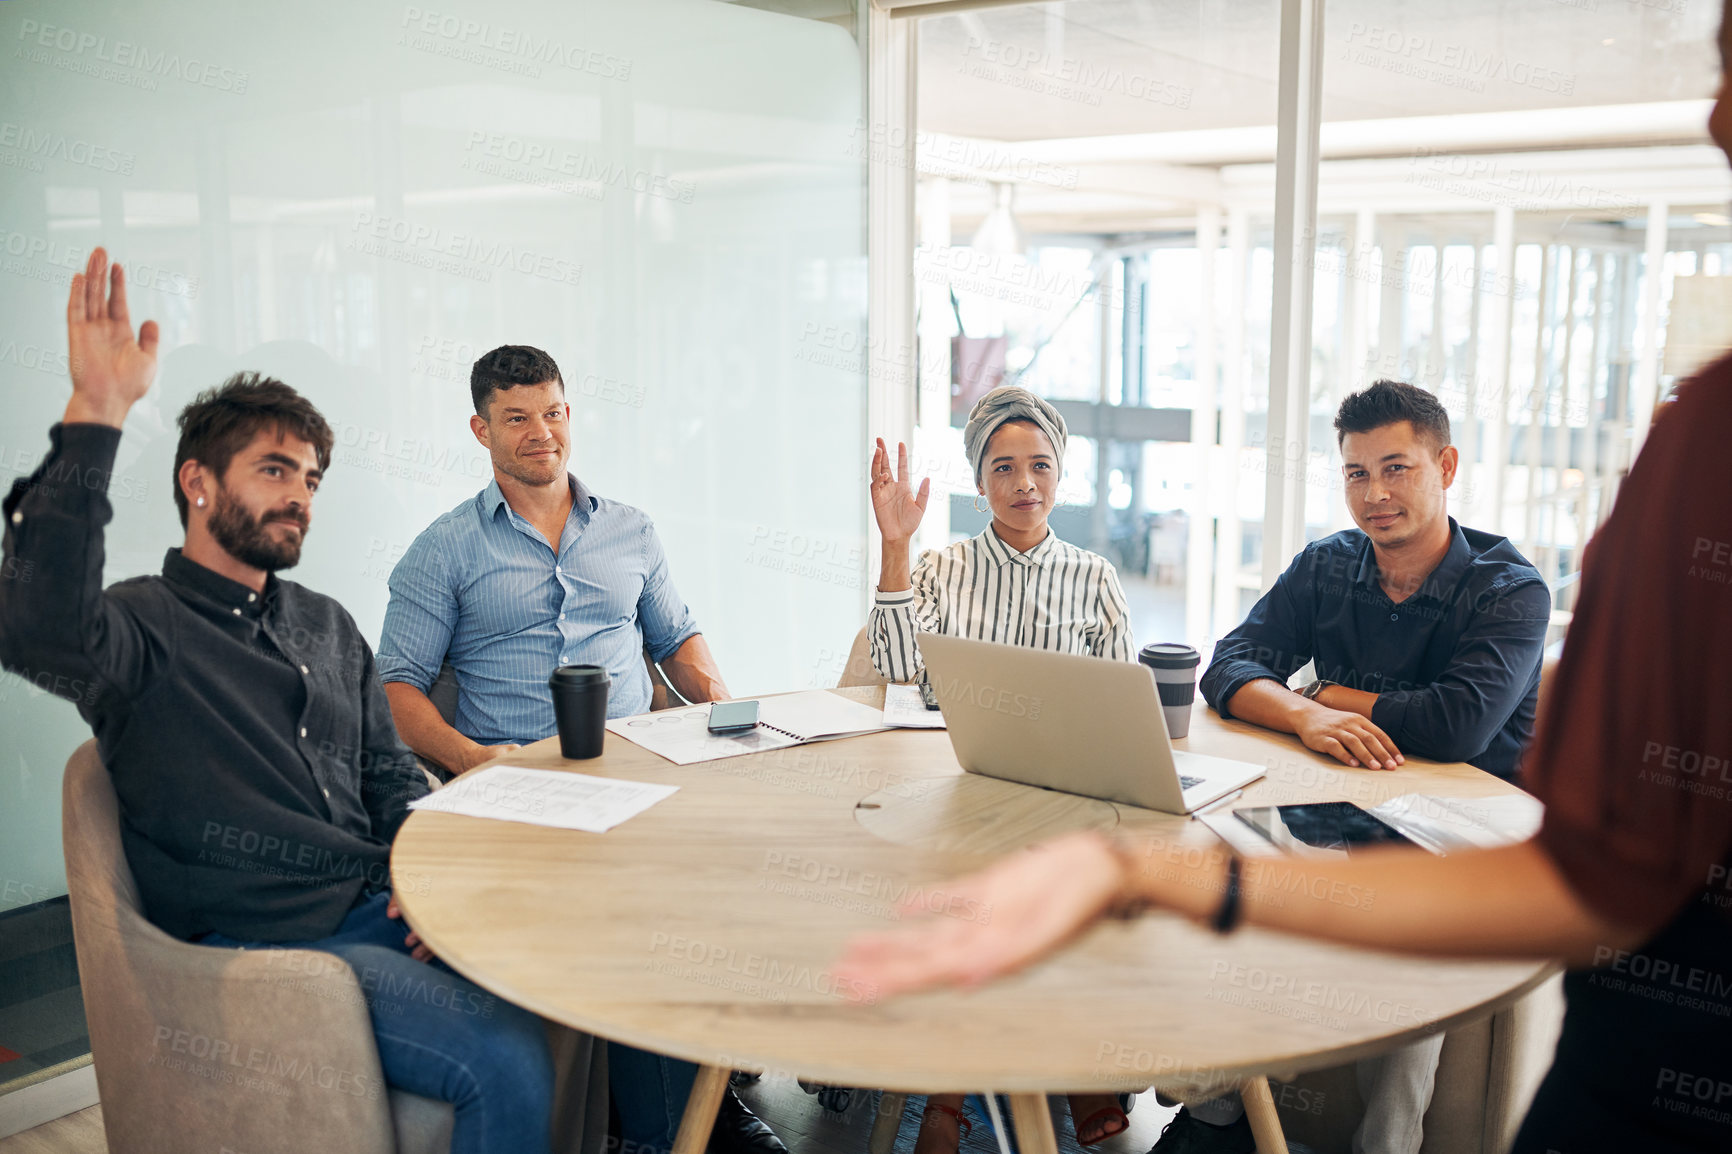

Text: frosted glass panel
xmin=0 ymin=0 xmax=866 ymax=906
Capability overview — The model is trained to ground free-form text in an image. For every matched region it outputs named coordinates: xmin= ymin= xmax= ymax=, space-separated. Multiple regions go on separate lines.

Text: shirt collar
xmin=162 ymin=548 xmax=276 ymax=618
xmin=482 ymin=474 xmax=596 ymax=524
xmin=1351 ymin=517 xmax=1473 ymax=603
xmin=975 ymin=525 xmax=1059 ymax=568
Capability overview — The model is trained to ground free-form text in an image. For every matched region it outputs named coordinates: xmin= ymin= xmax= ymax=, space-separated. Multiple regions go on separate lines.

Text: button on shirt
xmin=376 ymin=476 xmax=700 ymax=741
xmin=0 ymin=424 xmax=429 ymax=942
xmin=869 ymin=526 xmax=1135 ymax=683
xmin=1200 ymin=518 xmax=1550 ymax=779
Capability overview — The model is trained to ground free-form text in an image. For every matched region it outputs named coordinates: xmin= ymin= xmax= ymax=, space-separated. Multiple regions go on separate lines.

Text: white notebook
xmin=607 ymin=690 xmax=891 ymax=765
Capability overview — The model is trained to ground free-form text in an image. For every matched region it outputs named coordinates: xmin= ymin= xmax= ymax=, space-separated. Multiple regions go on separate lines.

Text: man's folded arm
xmin=1199 ymin=553 xmax=1316 ymax=718
xmin=1369 ymin=580 xmax=1552 ymax=763
xmin=0 ymin=423 xmax=154 ymax=704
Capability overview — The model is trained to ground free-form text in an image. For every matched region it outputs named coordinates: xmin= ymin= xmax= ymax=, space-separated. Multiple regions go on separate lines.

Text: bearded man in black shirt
xmin=0 ymin=247 xmax=553 ymax=1153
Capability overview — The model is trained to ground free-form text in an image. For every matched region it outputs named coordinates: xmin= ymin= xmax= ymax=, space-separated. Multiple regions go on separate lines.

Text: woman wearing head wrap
xmin=866 ymin=386 xmax=1136 ymax=1153
xmin=868 ymin=386 xmax=1134 ymax=685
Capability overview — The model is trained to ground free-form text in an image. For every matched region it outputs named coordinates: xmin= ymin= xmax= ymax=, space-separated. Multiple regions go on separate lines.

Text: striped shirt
xmin=869 ymin=527 xmax=1134 ymax=683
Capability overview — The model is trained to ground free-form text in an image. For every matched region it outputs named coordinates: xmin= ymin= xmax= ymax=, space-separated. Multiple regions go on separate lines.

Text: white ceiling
xmin=913 ymin=1 xmax=1729 ymax=236
xmin=919 ymin=0 xmax=1721 ymax=143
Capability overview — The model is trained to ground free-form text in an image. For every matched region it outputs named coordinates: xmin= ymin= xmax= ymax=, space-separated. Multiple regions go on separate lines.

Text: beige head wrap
xmin=963 ymin=386 xmax=1067 ymax=484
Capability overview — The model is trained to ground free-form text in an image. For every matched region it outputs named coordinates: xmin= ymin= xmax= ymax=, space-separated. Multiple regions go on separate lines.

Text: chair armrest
xmin=80 ymin=904 xmax=398 ymax=1154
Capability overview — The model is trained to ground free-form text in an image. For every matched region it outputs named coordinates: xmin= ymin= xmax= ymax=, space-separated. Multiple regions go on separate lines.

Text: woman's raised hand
xmin=869 ymin=438 xmax=930 ymax=546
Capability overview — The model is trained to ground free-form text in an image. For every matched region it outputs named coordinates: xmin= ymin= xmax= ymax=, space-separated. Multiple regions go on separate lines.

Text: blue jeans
xmin=607 ymin=1042 xmax=702 ymax=1154
xmin=201 ymin=890 xmax=553 ymax=1154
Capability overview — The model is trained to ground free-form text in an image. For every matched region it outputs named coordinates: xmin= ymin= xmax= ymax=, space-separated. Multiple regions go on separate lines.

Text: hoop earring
xmin=973 ymin=495 xmax=988 ymax=514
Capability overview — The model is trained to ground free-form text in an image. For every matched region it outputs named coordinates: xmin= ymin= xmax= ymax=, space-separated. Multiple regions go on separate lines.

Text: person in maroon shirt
xmin=831 ymin=12 xmax=1732 ymax=1152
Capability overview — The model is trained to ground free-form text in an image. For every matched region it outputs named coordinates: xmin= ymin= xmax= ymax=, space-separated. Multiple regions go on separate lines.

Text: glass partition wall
xmin=910 ymin=0 xmax=1725 ymax=660
xmin=0 ymin=0 xmax=866 ymax=1111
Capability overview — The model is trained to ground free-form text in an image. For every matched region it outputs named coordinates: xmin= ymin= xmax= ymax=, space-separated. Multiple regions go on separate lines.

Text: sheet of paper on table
xmin=408 ymin=765 xmax=678 ymax=833
xmin=1197 ymin=809 xmax=1285 ymax=858
xmin=883 ymin=683 xmax=946 ymax=729
xmin=607 ymin=692 xmax=891 ymax=765
xmin=1370 ymin=792 xmax=1544 ymax=854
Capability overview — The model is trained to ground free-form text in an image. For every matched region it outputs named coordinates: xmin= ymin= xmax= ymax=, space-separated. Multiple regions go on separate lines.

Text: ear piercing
xmin=196 ymin=497 xmax=206 ymax=508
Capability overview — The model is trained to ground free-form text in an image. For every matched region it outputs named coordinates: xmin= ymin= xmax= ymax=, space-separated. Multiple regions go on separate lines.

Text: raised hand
xmin=869 ymin=438 xmax=930 ymax=547
xmin=64 ymin=246 xmax=160 ymax=428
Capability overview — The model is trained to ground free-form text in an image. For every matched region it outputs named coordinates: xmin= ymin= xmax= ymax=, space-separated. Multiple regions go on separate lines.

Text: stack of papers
xmin=883 ymin=683 xmax=946 ymax=729
xmin=607 ymin=691 xmax=892 ymax=765
xmin=1371 ymin=793 xmax=1544 ymax=854
xmin=408 ymin=765 xmax=677 ymax=832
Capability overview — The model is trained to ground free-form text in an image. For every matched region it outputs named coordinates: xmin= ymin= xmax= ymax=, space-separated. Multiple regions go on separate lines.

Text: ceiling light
xmin=970 ymin=182 xmax=1025 ymax=256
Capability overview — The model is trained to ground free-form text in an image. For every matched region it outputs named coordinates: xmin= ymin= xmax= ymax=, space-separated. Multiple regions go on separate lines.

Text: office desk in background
xmin=392 ymin=687 xmax=1555 ymax=1154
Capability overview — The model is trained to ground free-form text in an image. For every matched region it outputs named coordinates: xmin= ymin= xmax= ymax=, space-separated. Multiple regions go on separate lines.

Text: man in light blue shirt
xmin=379 ymin=345 xmax=786 ymax=1154
xmin=379 ymin=344 xmax=728 ymax=775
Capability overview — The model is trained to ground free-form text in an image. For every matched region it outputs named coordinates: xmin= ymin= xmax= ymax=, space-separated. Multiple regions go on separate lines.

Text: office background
xmin=3 ymin=0 xmax=1731 ymax=1128
xmin=0 ymin=0 xmax=865 ymax=1099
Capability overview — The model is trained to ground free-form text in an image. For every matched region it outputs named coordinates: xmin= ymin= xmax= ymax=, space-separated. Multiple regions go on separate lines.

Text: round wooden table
xmin=392 ymin=687 xmax=1554 ymax=1154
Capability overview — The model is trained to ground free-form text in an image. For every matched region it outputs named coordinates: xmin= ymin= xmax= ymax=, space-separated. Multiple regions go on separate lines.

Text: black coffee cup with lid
xmin=549 ymin=665 xmax=609 ymax=759
xmin=1138 ymin=642 xmax=1201 ymax=739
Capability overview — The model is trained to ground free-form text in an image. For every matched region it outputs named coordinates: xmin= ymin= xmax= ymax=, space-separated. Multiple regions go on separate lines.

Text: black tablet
xmin=1233 ymin=801 xmax=1415 ymax=855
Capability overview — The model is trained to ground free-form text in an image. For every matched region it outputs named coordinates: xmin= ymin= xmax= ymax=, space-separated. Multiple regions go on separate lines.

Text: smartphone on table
xmin=706 ymin=700 xmax=760 ymax=735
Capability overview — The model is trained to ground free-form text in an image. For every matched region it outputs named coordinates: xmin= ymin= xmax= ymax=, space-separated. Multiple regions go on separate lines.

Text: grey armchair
xmin=62 ymin=738 xmax=608 ymax=1154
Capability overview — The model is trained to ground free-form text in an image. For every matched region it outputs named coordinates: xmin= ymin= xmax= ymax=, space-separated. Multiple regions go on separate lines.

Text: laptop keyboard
xmin=1179 ymin=774 xmax=1204 ymax=791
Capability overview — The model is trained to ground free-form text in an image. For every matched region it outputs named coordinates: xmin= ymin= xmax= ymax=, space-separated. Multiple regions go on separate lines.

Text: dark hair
xmin=173 ymin=372 xmax=334 ymax=528
xmin=471 ymin=345 xmax=563 ymax=416
xmin=1334 ymin=379 xmax=1451 ymax=451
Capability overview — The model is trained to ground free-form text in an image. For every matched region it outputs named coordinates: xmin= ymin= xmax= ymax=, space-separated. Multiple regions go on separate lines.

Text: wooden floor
xmin=0 ymin=1105 xmax=104 ymax=1154
xmin=0 ymin=1077 xmax=1180 ymax=1154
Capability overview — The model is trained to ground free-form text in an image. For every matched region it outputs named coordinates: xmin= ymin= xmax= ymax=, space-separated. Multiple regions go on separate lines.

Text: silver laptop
xmin=918 ymin=634 xmax=1265 ymax=814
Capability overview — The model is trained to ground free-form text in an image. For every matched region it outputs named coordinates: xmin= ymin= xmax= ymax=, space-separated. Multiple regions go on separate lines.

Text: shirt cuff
xmin=1370 ymin=693 xmax=1408 ymax=746
xmin=1205 ymin=665 xmax=1284 ymax=719
xmin=647 ymin=625 xmax=699 ymax=664
xmin=375 ymin=656 xmax=435 ymax=694
xmin=873 ymin=587 xmax=915 ymax=607
xmin=51 ymin=421 xmax=124 ymax=461
xmin=4 ymin=423 xmax=124 ymax=518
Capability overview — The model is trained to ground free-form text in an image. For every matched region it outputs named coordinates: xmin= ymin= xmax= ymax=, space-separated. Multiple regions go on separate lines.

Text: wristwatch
xmin=1299 ymin=679 xmax=1335 ymax=701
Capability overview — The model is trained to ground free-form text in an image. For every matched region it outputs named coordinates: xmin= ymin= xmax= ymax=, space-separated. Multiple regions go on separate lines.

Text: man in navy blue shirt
xmin=1158 ymin=381 xmax=1549 ymax=1154
xmin=1201 ymin=380 xmax=1549 ymax=781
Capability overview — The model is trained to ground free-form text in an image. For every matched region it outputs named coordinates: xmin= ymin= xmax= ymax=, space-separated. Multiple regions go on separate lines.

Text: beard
xmin=207 ymin=486 xmax=308 ymax=572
